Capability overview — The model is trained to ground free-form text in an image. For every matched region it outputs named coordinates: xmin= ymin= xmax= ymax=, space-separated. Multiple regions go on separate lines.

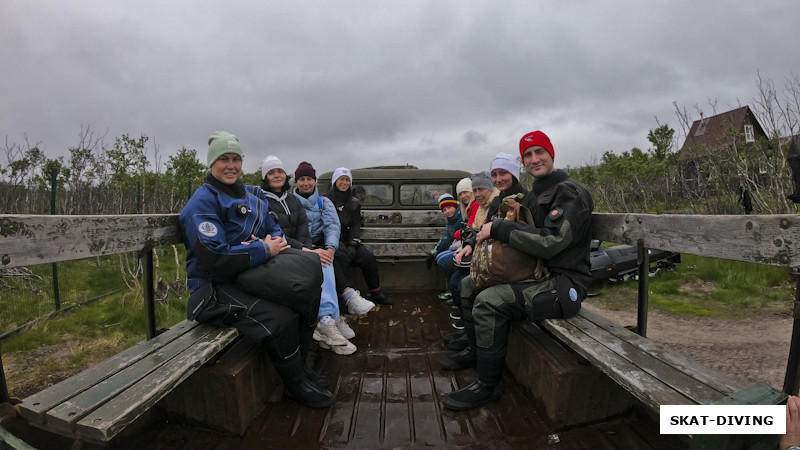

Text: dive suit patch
xmin=198 ymin=222 xmax=218 ymax=237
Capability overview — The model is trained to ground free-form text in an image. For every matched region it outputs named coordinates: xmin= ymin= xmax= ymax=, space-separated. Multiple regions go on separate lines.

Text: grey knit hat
xmin=471 ymin=171 xmax=493 ymax=191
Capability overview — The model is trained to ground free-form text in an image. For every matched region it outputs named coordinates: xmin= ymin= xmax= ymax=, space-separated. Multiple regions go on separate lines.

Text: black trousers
xmin=208 ymin=284 xmax=313 ymax=361
xmin=333 ymin=244 xmax=380 ymax=293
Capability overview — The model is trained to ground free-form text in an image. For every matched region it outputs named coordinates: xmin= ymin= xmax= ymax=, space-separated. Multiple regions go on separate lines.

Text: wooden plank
xmin=564 ymin=315 xmax=732 ymax=405
xmin=369 ymin=242 xmax=436 ymax=258
xmin=541 ymin=317 xmax=693 ymax=411
xmin=16 ymin=320 xmax=200 ymax=425
xmin=44 ymin=325 xmax=237 ymax=437
xmin=74 ymin=326 xmax=239 ymax=444
xmin=361 ymin=227 xmax=443 ymax=241
xmin=0 ymin=214 xmax=181 ymax=268
xmin=362 ymin=210 xmax=446 ymax=226
xmin=592 ymin=213 xmax=800 ymax=267
xmin=578 ymin=309 xmax=744 ymax=394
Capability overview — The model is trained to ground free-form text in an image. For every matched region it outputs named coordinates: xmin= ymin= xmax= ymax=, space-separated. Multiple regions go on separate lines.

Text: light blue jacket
xmin=294 ymin=187 xmax=341 ymax=250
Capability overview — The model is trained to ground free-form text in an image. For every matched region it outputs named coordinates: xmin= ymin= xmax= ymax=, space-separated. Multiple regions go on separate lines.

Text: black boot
xmin=442 ymin=346 xmax=505 ymax=410
xmin=273 ymin=352 xmax=335 ymax=408
xmin=438 ymin=347 xmax=475 ymax=370
xmin=438 ymin=320 xmax=476 ymax=370
xmin=371 ymin=290 xmax=393 ymax=305
xmin=442 ymin=329 xmax=465 ymax=344
xmin=299 ymin=327 xmax=329 ymax=389
xmin=448 ymin=334 xmax=469 ymax=351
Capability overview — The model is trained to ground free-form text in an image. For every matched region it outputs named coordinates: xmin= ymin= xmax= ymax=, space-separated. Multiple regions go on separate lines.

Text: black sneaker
xmin=371 ymin=291 xmax=393 ymax=305
xmin=443 ymin=379 xmax=502 ymax=410
xmin=438 ymin=347 xmax=475 ymax=370
xmin=284 ymin=378 xmax=336 ymax=408
xmin=449 ymin=307 xmax=462 ymax=320
xmin=448 ymin=334 xmax=469 ymax=351
xmin=451 ymin=318 xmax=464 ymax=330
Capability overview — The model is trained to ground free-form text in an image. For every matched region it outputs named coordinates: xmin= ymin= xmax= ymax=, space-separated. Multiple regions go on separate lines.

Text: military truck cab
xmin=317 ymin=165 xmax=471 ymax=210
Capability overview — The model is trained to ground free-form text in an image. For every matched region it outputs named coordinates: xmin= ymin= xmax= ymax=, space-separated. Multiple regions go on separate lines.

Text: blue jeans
xmin=318 ymin=264 xmax=340 ymax=319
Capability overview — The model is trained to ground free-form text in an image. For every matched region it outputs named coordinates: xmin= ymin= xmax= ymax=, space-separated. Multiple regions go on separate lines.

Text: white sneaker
xmin=319 ymin=340 xmax=358 ymax=355
xmin=336 ymin=317 xmax=355 ymax=340
xmin=345 ymin=290 xmax=375 ymax=315
xmin=313 ymin=320 xmax=348 ymax=346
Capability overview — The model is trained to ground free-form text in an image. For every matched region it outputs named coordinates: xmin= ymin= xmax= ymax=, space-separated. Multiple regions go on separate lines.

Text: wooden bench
xmin=16 ymin=320 xmax=237 ymax=444
xmin=529 ymin=213 xmax=795 ymax=447
xmin=0 ymin=214 xmax=240 ymax=446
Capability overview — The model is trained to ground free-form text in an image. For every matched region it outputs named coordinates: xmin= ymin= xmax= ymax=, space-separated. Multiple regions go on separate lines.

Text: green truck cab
xmin=317 ymin=165 xmax=471 ymax=210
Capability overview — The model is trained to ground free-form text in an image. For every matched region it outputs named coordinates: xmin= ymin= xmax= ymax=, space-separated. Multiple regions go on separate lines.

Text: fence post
xmin=142 ymin=247 xmax=157 ymax=339
xmin=50 ymin=167 xmax=61 ymax=311
xmin=636 ymin=239 xmax=649 ymax=337
xmin=0 ymin=350 xmax=9 ymax=403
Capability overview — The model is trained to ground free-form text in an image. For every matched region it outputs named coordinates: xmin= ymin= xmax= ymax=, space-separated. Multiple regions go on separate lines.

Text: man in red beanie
xmin=441 ymin=130 xmax=595 ymax=410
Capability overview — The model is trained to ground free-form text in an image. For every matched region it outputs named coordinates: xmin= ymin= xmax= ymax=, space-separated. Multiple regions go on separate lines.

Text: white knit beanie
xmin=456 ymin=177 xmax=472 ymax=195
xmin=260 ymin=155 xmax=285 ymax=180
xmin=332 ymin=167 xmax=353 ymax=185
xmin=490 ymin=152 xmax=520 ymax=179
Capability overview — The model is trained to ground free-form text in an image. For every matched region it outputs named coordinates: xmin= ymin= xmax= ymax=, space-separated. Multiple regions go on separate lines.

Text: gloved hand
xmin=349 ymin=237 xmax=362 ymax=247
xmin=426 ymin=250 xmax=437 ymax=269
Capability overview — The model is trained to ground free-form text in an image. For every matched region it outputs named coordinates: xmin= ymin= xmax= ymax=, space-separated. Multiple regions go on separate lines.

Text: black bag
xmin=235 ymin=247 xmax=323 ymax=321
xmin=187 ymin=281 xmax=246 ymax=326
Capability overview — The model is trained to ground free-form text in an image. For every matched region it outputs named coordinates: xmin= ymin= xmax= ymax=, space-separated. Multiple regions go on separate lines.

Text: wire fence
xmin=0 ymin=247 xmax=187 ymax=340
xmin=0 ymin=175 xmax=197 ymax=340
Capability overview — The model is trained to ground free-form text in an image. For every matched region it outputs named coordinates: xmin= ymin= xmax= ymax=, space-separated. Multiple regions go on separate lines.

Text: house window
xmin=744 ymin=124 xmax=755 ymax=143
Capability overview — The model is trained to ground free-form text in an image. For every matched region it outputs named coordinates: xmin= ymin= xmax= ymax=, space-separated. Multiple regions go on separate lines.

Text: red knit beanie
xmin=519 ymin=131 xmax=554 ymax=161
xmin=294 ymin=161 xmax=316 ymax=180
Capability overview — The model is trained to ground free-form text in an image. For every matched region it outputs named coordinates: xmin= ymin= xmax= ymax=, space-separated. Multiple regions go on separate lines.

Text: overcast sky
xmin=2 ymin=1 xmax=799 ymax=178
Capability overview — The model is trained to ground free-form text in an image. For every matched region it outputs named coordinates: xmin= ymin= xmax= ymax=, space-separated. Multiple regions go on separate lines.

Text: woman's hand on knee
xmin=264 ymin=234 xmax=289 ymax=256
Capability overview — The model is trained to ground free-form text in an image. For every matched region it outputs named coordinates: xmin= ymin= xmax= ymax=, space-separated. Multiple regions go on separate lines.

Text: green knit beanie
xmin=207 ymin=131 xmax=243 ymax=167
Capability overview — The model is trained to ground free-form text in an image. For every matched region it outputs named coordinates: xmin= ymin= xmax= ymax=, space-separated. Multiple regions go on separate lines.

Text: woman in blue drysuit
xmin=179 ymin=132 xmax=334 ymax=408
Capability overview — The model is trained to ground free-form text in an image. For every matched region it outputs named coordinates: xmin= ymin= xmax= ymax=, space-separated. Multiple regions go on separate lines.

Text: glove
xmin=349 ymin=237 xmax=362 ymax=247
xmin=426 ymin=250 xmax=436 ymax=269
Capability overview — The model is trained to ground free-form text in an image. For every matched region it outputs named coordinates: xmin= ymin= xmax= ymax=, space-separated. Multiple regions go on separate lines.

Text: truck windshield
xmin=399 ymin=183 xmax=452 ymax=206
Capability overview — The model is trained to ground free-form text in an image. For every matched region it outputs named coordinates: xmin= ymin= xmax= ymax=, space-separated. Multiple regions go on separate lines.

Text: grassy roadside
xmin=2 ymin=291 xmax=187 ymax=398
xmin=587 ymin=253 xmax=794 ymax=318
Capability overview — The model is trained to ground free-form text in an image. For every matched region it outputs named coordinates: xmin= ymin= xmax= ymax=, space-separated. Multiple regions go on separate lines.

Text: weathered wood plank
xmin=360 ymin=227 xmax=443 ymax=241
xmin=577 ymin=309 xmax=744 ymax=394
xmin=0 ymin=214 xmax=181 ymax=268
xmin=44 ymin=326 xmax=237 ymax=437
xmin=362 ymin=210 xmax=446 ymax=226
xmin=541 ymin=317 xmax=694 ymax=411
xmin=74 ymin=326 xmax=238 ymax=444
xmin=592 ymin=213 xmax=800 ymax=267
xmin=564 ymin=314 xmax=732 ymax=405
xmin=16 ymin=320 xmax=201 ymax=425
xmin=369 ymin=242 xmax=435 ymax=258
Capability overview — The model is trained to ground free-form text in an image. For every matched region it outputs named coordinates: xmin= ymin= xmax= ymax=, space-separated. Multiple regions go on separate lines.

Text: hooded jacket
xmin=263 ymin=189 xmax=310 ymax=249
xmin=293 ymin=187 xmax=340 ymax=250
xmin=325 ymin=185 xmax=363 ymax=245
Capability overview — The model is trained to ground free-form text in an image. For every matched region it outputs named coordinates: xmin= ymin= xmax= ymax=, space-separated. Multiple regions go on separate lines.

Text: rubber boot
xmin=442 ymin=347 xmax=504 ymax=410
xmin=438 ymin=320 xmax=476 ymax=370
xmin=299 ymin=326 xmax=329 ymax=389
xmin=272 ymin=351 xmax=335 ymax=408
